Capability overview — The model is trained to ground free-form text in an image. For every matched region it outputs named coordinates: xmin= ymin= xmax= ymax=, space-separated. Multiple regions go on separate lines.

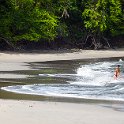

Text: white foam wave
xmin=38 ymin=74 xmax=75 ymax=78
xmin=2 ymin=84 xmax=124 ymax=101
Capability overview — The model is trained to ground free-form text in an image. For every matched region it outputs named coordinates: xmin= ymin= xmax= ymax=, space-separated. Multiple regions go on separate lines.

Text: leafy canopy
xmin=0 ymin=0 xmax=58 ymax=41
xmin=82 ymin=0 xmax=123 ymax=35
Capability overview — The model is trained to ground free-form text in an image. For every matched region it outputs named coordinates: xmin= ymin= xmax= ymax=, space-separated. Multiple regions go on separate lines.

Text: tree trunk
xmin=0 ymin=37 xmax=16 ymax=50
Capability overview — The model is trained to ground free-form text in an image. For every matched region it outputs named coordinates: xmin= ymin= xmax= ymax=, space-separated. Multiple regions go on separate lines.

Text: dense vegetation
xmin=0 ymin=0 xmax=124 ymax=51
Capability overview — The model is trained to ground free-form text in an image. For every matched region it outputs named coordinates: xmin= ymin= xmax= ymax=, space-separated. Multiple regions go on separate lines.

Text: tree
xmin=0 ymin=0 xmax=58 ymax=49
xmin=0 ymin=0 xmax=124 ymax=50
xmin=82 ymin=0 xmax=123 ymax=49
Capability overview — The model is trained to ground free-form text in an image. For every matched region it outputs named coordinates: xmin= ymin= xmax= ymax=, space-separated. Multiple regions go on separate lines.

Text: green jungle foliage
xmin=0 ymin=0 xmax=124 ymax=50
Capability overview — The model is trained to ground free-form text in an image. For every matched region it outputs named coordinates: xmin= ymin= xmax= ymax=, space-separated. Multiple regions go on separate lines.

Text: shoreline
xmin=1 ymin=49 xmax=124 ymax=124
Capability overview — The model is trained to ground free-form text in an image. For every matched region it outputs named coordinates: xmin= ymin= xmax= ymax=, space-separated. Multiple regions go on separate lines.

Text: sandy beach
xmin=1 ymin=49 xmax=124 ymax=124
xmin=0 ymin=99 xmax=124 ymax=124
xmin=0 ymin=49 xmax=124 ymax=63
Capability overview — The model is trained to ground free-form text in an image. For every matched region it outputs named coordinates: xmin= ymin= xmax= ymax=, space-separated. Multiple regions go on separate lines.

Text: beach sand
xmin=1 ymin=49 xmax=124 ymax=124
xmin=0 ymin=49 xmax=124 ymax=63
xmin=0 ymin=99 xmax=124 ymax=124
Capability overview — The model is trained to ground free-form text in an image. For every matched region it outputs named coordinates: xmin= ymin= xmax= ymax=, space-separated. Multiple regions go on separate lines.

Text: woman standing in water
xmin=114 ymin=65 xmax=120 ymax=79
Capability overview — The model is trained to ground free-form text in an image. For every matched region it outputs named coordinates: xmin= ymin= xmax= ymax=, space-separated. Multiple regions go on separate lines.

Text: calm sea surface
xmin=1 ymin=57 xmax=124 ymax=103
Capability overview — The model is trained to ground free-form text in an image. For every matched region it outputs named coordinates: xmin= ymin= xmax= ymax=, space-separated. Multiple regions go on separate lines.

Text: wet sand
xmin=1 ymin=49 xmax=124 ymax=124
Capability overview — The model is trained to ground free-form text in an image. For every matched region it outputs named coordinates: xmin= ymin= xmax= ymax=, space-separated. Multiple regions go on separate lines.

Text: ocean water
xmin=1 ymin=58 xmax=124 ymax=101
